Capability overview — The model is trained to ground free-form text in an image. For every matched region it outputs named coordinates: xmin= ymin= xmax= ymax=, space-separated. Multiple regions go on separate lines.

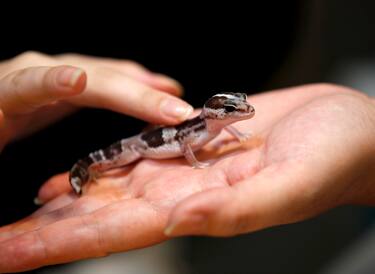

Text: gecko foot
xmin=88 ymin=170 xmax=101 ymax=184
xmin=238 ymin=132 xmax=252 ymax=143
xmin=191 ymin=161 xmax=210 ymax=169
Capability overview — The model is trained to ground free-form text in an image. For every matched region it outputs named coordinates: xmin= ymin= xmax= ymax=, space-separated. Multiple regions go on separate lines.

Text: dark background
xmin=1 ymin=2 xmax=375 ymax=273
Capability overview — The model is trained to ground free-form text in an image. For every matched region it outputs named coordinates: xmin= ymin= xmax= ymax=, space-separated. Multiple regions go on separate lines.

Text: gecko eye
xmin=224 ymin=105 xmax=236 ymax=112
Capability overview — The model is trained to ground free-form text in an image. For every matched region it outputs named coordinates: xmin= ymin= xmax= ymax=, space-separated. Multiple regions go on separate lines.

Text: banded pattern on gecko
xmin=70 ymin=92 xmax=255 ymax=195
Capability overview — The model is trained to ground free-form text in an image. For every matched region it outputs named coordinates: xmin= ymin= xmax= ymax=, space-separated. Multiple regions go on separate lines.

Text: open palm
xmin=1 ymin=84 xmax=375 ymax=272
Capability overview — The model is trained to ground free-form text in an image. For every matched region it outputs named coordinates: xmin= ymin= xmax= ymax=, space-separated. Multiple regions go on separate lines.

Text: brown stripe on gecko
xmin=175 ymin=116 xmax=206 ymax=141
xmin=70 ymin=165 xmax=88 ymax=183
xmin=79 ymin=157 xmax=94 ymax=167
xmin=103 ymin=141 xmax=123 ymax=159
xmin=90 ymin=151 xmax=105 ymax=162
xmin=193 ymin=123 xmax=206 ymax=133
xmin=69 ymin=156 xmax=93 ymax=189
xmin=175 ymin=116 xmax=204 ymax=131
xmin=204 ymin=96 xmax=227 ymax=109
xmin=141 ymin=128 xmax=165 ymax=148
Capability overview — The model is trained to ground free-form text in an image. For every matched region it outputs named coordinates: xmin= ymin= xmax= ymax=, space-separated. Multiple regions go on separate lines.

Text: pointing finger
xmin=56 ymin=54 xmax=183 ymax=96
xmin=69 ymin=67 xmax=193 ymax=124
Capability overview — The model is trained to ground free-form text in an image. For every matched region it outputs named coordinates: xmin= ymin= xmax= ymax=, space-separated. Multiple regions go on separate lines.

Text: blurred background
xmin=1 ymin=1 xmax=375 ymax=273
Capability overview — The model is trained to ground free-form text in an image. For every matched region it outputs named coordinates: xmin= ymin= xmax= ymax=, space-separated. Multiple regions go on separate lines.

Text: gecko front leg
xmin=225 ymin=125 xmax=252 ymax=143
xmin=181 ymin=142 xmax=210 ymax=169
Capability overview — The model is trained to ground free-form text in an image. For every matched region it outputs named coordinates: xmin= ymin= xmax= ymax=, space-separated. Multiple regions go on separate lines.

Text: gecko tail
xmin=69 ymin=158 xmax=92 ymax=195
xmin=69 ymin=139 xmax=132 ymax=195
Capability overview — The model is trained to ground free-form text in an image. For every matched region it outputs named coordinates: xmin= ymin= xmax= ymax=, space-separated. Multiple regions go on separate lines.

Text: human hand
xmin=0 ymin=51 xmax=191 ymax=148
xmin=1 ymin=84 xmax=375 ymax=272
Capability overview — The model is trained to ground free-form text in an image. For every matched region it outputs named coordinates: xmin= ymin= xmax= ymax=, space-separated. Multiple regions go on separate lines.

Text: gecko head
xmin=203 ymin=92 xmax=255 ymax=121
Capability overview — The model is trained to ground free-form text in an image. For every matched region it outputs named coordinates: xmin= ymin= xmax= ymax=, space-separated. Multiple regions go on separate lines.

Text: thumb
xmin=164 ymin=166 xmax=303 ymax=237
xmin=0 ymin=65 xmax=86 ymax=115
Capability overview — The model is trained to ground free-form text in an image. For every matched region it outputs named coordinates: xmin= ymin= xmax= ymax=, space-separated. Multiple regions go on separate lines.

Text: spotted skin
xmin=69 ymin=92 xmax=255 ymax=195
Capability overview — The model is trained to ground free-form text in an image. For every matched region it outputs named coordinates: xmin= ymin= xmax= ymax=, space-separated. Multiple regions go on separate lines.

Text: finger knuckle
xmin=11 ymin=51 xmax=53 ymax=68
xmin=56 ymin=52 xmax=81 ymax=60
xmin=17 ymin=51 xmax=44 ymax=62
xmin=122 ymin=60 xmax=145 ymax=70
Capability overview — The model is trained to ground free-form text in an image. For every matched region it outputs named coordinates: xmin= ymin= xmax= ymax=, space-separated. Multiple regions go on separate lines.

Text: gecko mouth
xmin=238 ymin=105 xmax=255 ymax=118
xmin=238 ymin=104 xmax=254 ymax=114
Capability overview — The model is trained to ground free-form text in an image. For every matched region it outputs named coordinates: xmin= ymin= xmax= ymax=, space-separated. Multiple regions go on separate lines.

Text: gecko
xmin=69 ymin=92 xmax=255 ymax=195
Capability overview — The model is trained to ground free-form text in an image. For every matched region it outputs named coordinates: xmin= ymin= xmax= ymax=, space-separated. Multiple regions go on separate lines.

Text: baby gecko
xmin=69 ymin=92 xmax=255 ymax=195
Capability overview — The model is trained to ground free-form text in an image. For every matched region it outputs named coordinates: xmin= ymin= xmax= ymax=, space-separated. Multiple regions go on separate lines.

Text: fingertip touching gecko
xmin=69 ymin=92 xmax=255 ymax=195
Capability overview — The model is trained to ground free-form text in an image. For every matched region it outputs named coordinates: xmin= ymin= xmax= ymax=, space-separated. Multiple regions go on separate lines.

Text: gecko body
xmin=69 ymin=92 xmax=255 ymax=195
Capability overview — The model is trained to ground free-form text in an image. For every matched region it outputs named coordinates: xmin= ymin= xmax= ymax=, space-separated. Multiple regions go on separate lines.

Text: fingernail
xmin=164 ymin=222 xmax=177 ymax=236
xmin=160 ymin=99 xmax=193 ymax=121
xmin=33 ymin=197 xmax=44 ymax=206
xmin=164 ymin=214 xmax=207 ymax=236
xmin=57 ymin=67 xmax=84 ymax=88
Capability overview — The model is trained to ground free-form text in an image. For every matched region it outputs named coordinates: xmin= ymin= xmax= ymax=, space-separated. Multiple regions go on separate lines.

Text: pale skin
xmin=1 ymin=80 xmax=375 ymax=271
xmin=0 ymin=51 xmax=193 ymax=150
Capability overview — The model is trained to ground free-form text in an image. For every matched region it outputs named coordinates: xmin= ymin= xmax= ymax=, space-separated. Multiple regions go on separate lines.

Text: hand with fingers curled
xmin=0 ymin=51 xmax=193 ymax=150
xmin=1 ymin=82 xmax=375 ymax=272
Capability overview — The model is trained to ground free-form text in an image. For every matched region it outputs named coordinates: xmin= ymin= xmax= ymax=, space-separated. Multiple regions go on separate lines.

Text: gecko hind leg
xmin=88 ymin=148 xmax=142 ymax=180
xmin=181 ymin=143 xmax=210 ymax=169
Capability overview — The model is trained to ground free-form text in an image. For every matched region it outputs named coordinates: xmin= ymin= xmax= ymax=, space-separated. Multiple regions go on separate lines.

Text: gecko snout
xmin=244 ymin=104 xmax=255 ymax=113
xmin=245 ymin=104 xmax=255 ymax=119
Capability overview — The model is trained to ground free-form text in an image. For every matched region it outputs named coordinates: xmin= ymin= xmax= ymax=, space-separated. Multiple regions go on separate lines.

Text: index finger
xmin=67 ymin=68 xmax=193 ymax=125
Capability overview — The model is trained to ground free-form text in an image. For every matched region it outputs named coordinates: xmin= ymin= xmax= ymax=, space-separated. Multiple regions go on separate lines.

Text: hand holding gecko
xmin=1 ymin=84 xmax=375 ymax=272
xmin=0 ymin=51 xmax=192 ymax=149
